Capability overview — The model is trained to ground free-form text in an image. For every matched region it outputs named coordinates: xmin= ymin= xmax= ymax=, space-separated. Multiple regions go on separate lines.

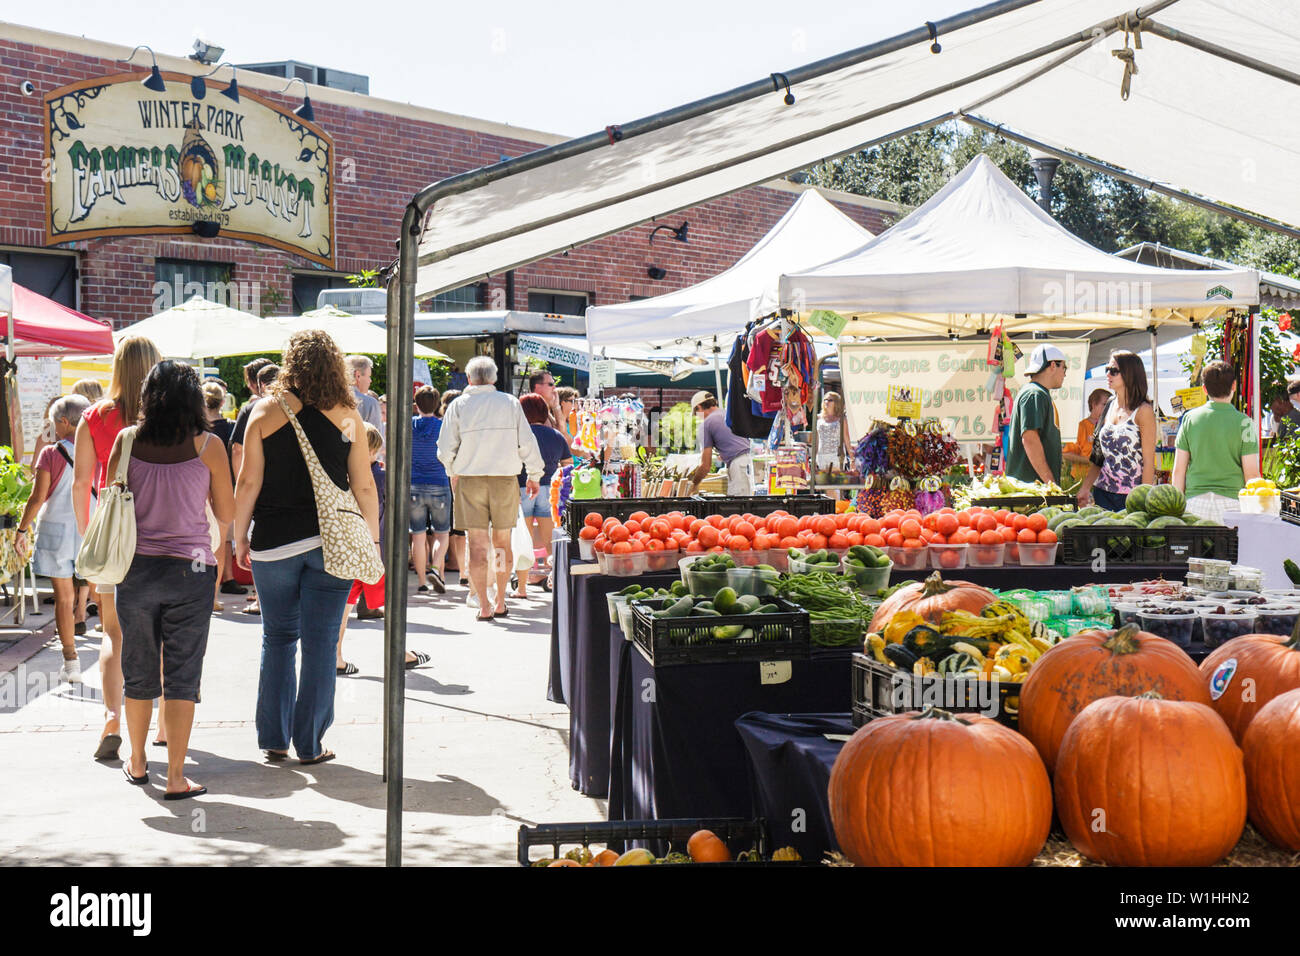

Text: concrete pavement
xmin=0 ymin=574 xmax=603 ymax=866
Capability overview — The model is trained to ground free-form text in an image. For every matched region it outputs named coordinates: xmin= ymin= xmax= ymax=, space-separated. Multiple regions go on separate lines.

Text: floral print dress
xmin=1095 ymin=409 xmax=1145 ymax=495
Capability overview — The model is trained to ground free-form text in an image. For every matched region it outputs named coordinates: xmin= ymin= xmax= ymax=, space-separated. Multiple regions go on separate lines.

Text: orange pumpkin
xmin=1241 ymin=687 xmax=1300 ymax=850
xmin=590 ymin=848 xmax=620 ymax=866
xmin=686 ymin=830 xmax=731 ymax=863
xmin=867 ymin=571 xmax=995 ymax=631
xmin=1019 ymin=625 xmax=1209 ymax=772
xmin=1198 ymin=620 xmax=1300 ymax=743
xmin=1055 ymin=692 xmax=1245 ymax=866
xmin=828 ymin=707 xmax=1051 ymax=867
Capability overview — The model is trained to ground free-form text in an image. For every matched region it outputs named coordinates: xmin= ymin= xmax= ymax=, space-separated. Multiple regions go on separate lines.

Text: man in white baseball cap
xmin=1005 ymin=345 xmax=1068 ymax=484
xmin=687 ymin=391 xmax=752 ymax=495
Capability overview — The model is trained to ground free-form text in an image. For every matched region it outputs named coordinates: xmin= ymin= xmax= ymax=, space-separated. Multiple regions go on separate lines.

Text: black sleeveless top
xmin=251 ymin=399 xmax=351 ymax=551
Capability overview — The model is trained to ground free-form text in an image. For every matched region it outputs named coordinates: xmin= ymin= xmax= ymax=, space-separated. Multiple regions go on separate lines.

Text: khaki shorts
xmin=454 ymin=475 xmax=522 ymax=530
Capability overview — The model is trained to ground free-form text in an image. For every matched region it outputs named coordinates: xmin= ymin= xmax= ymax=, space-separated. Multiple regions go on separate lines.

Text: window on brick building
xmin=292 ymin=272 xmax=352 ymax=314
xmin=430 ymin=283 xmax=483 ymax=312
xmin=527 ymin=291 xmax=588 ymax=316
xmin=154 ymin=258 xmax=236 ymax=309
xmin=0 ymin=250 xmax=77 ymax=308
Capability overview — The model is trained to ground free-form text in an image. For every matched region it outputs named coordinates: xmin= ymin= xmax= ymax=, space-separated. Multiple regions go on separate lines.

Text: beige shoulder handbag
xmin=276 ymin=395 xmax=383 ymax=585
xmin=75 ymin=425 xmax=138 ymax=586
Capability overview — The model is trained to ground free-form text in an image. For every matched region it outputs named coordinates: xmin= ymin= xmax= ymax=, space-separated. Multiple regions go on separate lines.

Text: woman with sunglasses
xmin=1077 ymin=350 xmax=1156 ymax=511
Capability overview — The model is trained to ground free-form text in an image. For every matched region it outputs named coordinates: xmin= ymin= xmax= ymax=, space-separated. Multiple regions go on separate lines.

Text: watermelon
xmin=1143 ymin=514 xmax=1185 ymax=548
xmin=1124 ymin=511 xmax=1150 ymax=527
xmin=1145 ymin=484 xmax=1186 ymax=518
xmin=1047 ymin=511 xmax=1076 ymax=532
xmin=1126 ymin=484 xmax=1155 ymax=513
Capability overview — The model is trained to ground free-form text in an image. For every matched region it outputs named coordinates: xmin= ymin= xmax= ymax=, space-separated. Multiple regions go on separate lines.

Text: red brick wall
xmin=1 ymin=33 xmax=891 ymax=328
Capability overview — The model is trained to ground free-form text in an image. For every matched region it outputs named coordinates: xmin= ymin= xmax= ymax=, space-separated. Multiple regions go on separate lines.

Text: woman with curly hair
xmin=112 ymin=360 xmax=234 ymax=798
xmin=233 ymin=330 xmax=380 ymax=765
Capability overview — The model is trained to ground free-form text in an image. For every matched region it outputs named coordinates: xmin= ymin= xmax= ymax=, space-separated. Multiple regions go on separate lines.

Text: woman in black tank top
xmin=232 ymin=331 xmax=378 ymax=764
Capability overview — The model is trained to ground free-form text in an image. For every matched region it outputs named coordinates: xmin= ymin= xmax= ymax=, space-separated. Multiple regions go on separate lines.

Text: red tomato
xmin=939 ymin=549 xmax=962 ymax=569
xmin=584 ymin=512 xmax=604 ymax=529
xmin=1012 ymin=514 xmax=1030 ymax=532
xmin=628 ymin=511 xmax=649 ymax=525
xmin=899 ymin=518 xmax=922 ymax=539
xmin=808 ymin=533 xmax=829 ymax=550
xmin=611 ymin=541 xmax=632 ymax=554
xmin=728 ymin=535 xmax=751 ymax=551
xmin=975 ymin=514 xmax=998 ymax=533
xmin=999 ymin=526 xmax=1018 ymax=544
xmin=930 ymin=533 xmax=948 ymax=545
xmin=884 ymin=531 xmax=904 ymax=548
xmin=1027 ymin=514 xmax=1048 ymax=533
xmin=846 ymin=531 xmax=863 ymax=546
xmin=684 ymin=539 xmax=704 ymax=553
xmin=902 ymin=537 xmax=925 ymax=549
xmin=864 ymin=533 xmax=886 ymax=548
xmin=608 ymin=525 xmax=630 ymax=543
xmin=881 ymin=514 xmax=902 ymax=531
xmin=859 ymin=518 xmax=882 ymax=537
xmin=645 ymin=539 xmax=664 ymax=552
xmin=779 ymin=536 xmax=802 ymax=550
xmin=625 ymin=520 xmax=642 ymax=535
xmin=1037 ymin=528 xmax=1058 ymax=544
xmin=688 ymin=518 xmax=707 ymax=536
xmin=955 ymin=511 xmax=972 ymax=528
xmin=733 ymin=520 xmax=756 ymax=540
xmin=1016 ymin=527 xmax=1038 ymax=543
xmin=579 ymin=526 xmax=599 ymax=540
xmin=979 ymin=530 xmax=1003 ymax=546
xmin=706 ymin=514 xmax=726 ymax=529
xmin=935 ymin=514 xmax=959 ymax=537
xmin=814 ymin=516 xmax=837 ymax=538
xmin=828 ymin=533 xmax=850 ymax=549
xmin=776 ymin=517 xmax=800 ymax=539
xmin=697 ymin=526 xmax=720 ymax=549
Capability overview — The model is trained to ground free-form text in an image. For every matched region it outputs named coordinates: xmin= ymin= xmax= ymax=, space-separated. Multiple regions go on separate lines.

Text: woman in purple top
xmin=110 ymin=361 xmax=235 ymax=799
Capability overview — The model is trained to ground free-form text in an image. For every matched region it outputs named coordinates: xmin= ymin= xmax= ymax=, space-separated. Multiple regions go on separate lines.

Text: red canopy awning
xmin=3 ymin=284 xmax=115 ymax=356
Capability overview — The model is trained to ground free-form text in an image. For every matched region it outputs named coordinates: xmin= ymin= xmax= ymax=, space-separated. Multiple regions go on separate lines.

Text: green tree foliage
xmin=803 ymin=121 xmax=1300 ymax=269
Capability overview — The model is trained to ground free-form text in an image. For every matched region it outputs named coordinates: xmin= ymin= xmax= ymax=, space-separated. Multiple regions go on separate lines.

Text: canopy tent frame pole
xmin=960 ymin=114 xmax=1300 ymax=242
xmin=1139 ymin=19 xmax=1300 ymax=89
xmin=1148 ymin=324 xmax=1160 ymax=416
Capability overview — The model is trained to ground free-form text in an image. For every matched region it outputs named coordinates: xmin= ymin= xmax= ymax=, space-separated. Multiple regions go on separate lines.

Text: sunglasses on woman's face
xmin=1105 ymin=366 xmax=1120 ymax=375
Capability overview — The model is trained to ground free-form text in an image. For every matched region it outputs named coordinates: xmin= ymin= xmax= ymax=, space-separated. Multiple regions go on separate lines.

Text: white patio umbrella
xmin=279 ymin=306 xmax=448 ymax=360
xmin=114 ymin=295 xmax=288 ymax=359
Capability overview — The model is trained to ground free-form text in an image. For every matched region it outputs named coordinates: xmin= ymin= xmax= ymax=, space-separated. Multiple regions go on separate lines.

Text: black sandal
xmin=123 ymin=763 xmax=149 ymax=786
xmin=336 ymin=662 xmax=358 ymax=676
xmin=164 ymin=784 xmax=207 ymax=800
xmin=264 ymin=750 xmax=290 ymax=761
xmin=405 ymin=651 xmax=430 ymax=670
xmin=94 ymin=733 xmax=122 ymax=761
xmin=299 ymin=750 xmax=335 ymax=766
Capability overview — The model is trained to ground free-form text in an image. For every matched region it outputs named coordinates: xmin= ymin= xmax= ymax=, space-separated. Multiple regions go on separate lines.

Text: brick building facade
xmin=1 ymin=22 xmax=898 ymax=332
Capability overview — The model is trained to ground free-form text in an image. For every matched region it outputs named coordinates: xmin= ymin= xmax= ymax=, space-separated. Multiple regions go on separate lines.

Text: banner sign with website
xmin=44 ymin=73 xmax=335 ymax=266
xmin=838 ymin=340 xmax=1090 ymax=443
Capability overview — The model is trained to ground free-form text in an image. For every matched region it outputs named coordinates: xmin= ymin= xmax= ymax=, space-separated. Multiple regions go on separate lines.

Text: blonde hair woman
xmin=73 ymin=379 xmax=105 ymax=402
xmin=234 ymin=330 xmax=379 ymax=764
xmin=73 ymin=335 xmax=161 ymax=761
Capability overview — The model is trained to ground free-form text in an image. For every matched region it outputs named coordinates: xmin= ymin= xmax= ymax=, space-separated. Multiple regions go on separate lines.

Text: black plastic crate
xmin=851 ymin=652 xmax=1021 ymax=729
xmin=1060 ymin=523 xmax=1237 ymax=566
xmin=692 ymin=493 xmax=837 ymax=518
xmin=1282 ymin=490 xmax=1300 ymax=527
xmin=630 ymin=596 xmax=810 ymax=666
xmin=518 ymin=817 xmax=769 ymax=865
xmin=563 ymin=496 xmax=704 ymax=543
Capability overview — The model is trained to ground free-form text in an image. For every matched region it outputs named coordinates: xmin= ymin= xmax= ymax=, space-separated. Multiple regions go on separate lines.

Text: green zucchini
xmin=712 ymin=624 xmax=744 ymax=640
xmin=663 ymin=595 xmax=695 ymax=618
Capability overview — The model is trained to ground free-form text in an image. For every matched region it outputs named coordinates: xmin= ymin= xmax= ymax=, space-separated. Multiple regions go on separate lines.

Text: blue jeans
xmin=252 ymin=547 xmax=352 ymax=759
xmin=1093 ymin=486 xmax=1128 ymax=511
xmin=520 ymin=484 xmax=551 ymax=519
xmin=410 ymin=483 xmax=451 ymax=533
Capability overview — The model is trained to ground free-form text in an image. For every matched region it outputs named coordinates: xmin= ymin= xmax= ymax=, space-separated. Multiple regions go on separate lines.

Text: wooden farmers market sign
xmin=44 ymin=73 xmax=334 ymax=266
xmin=838 ymin=340 xmax=1091 ymax=444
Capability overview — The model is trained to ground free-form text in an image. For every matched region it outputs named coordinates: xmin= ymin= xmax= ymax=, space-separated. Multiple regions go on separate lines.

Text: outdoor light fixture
xmin=281 ymin=77 xmax=315 ymax=122
xmin=647 ymin=266 xmax=667 ymax=280
xmin=123 ymin=45 xmax=167 ymax=93
xmin=192 ymin=220 xmax=221 ymax=239
xmin=193 ymin=63 xmax=240 ymax=103
xmin=190 ymin=37 xmax=225 ymax=65
xmin=648 ymin=221 xmax=688 ymax=244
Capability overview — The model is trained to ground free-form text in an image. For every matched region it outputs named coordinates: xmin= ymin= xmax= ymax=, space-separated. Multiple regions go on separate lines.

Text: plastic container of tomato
xmin=729 ymin=548 xmax=771 ymax=568
xmin=966 ymin=542 xmax=1006 ymax=568
xmin=595 ymin=550 xmax=609 ymax=574
xmin=577 ymin=538 xmax=596 ymax=562
xmin=642 ymin=548 xmax=677 ymax=572
xmin=928 ymin=543 xmax=968 ymax=571
xmin=604 ymin=551 xmax=644 ymax=577
xmin=887 ymin=545 xmax=929 ymax=572
xmin=1017 ymin=542 xmax=1059 ymax=566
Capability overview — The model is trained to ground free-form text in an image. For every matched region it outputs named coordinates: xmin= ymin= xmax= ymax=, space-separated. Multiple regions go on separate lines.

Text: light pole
xmin=1028 ymin=148 xmax=1060 ymax=217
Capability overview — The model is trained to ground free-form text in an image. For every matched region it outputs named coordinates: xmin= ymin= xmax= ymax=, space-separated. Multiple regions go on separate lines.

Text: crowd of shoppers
xmin=20 ymin=332 xmax=580 ymax=797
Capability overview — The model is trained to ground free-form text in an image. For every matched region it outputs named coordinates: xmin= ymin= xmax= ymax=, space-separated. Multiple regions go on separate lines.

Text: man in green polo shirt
xmin=1005 ymin=345 xmax=1068 ymax=485
xmin=1172 ymin=360 xmax=1261 ymax=521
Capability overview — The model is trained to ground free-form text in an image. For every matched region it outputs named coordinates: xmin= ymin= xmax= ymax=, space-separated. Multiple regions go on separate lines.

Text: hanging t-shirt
xmin=727 ymin=335 xmax=775 ymax=439
xmin=746 ymin=328 xmax=784 ymax=413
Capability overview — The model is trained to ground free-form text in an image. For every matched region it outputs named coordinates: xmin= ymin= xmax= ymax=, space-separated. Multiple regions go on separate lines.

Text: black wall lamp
xmin=192 ymin=62 xmax=240 ymax=103
xmin=648 ymin=221 xmax=688 ymax=244
xmin=191 ymin=220 xmax=221 ymax=239
xmin=280 ymin=76 xmax=315 ymax=122
xmin=123 ymin=45 xmax=167 ymax=93
xmin=647 ymin=266 xmax=667 ymax=280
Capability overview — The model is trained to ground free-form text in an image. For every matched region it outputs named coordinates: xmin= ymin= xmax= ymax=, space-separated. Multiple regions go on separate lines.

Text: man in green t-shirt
xmin=1172 ymin=360 xmax=1261 ymax=521
xmin=1005 ymin=345 xmax=1068 ymax=485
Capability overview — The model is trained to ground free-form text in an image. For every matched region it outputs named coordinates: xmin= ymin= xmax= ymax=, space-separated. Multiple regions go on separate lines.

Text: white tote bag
xmin=512 ymin=506 xmax=537 ymax=572
xmin=75 ymin=426 xmax=138 ymax=586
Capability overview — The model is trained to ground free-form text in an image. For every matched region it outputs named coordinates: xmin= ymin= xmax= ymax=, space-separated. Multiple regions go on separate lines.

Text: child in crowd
xmin=336 ymin=423 xmax=428 ymax=675
xmin=815 ymin=391 xmax=848 ymax=470
xmin=15 ymin=394 xmax=91 ymax=683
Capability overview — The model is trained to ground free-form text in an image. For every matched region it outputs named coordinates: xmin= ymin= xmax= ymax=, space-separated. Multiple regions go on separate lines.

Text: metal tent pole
xmin=383 ymin=203 xmax=419 ymax=867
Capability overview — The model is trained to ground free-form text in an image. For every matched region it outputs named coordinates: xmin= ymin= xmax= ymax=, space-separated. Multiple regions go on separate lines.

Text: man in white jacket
xmin=437 ymin=356 xmax=544 ymax=620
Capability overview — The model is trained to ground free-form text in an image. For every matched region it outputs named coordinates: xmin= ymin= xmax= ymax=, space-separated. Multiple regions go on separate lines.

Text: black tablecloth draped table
xmin=734 ymin=711 xmax=854 ymax=861
xmin=606 ymin=646 xmax=855 ymax=822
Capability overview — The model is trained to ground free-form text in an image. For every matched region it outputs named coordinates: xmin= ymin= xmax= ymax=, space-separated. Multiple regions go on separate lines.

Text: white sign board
xmin=17 ymin=357 xmax=65 ymax=455
xmin=516 ymin=335 xmax=590 ymax=371
xmin=589 ymin=359 xmax=617 ymax=393
xmin=838 ymin=340 xmax=1091 ymax=443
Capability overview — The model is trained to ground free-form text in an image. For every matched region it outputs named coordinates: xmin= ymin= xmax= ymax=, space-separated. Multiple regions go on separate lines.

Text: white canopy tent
xmin=777 ymin=155 xmax=1259 ymax=334
xmin=382 ymin=0 xmax=1300 ymax=865
xmin=585 ymin=189 xmax=873 ymax=349
xmin=114 ymin=295 xmax=288 ymax=360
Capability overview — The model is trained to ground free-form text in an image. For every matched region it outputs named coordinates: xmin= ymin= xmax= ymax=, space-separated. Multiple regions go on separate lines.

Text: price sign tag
xmin=759 ymin=661 xmax=792 ymax=685
xmin=808 ymin=309 xmax=848 ymax=338
xmin=1173 ymin=387 xmax=1206 ymax=414
xmin=886 ymin=384 xmax=923 ymax=420
xmin=589 ymin=359 xmax=617 ymax=392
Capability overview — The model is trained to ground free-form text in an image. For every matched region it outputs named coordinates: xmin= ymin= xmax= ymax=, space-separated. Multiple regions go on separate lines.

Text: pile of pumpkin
xmin=832 ymin=576 xmax=1300 ymax=866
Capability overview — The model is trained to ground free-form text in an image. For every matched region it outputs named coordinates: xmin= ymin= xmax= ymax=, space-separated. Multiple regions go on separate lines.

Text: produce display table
xmin=549 ymin=538 xmax=677 ymax=796
xmin=734 ymin=711 xmax=852 ymax=862
xmin=1222 ymin=512 xmax=1300 ymax=589
xmin=606 ymin=643 xmax=853 ymax=822
xmin=888 ymin=564 xmax=1176 ymax=589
